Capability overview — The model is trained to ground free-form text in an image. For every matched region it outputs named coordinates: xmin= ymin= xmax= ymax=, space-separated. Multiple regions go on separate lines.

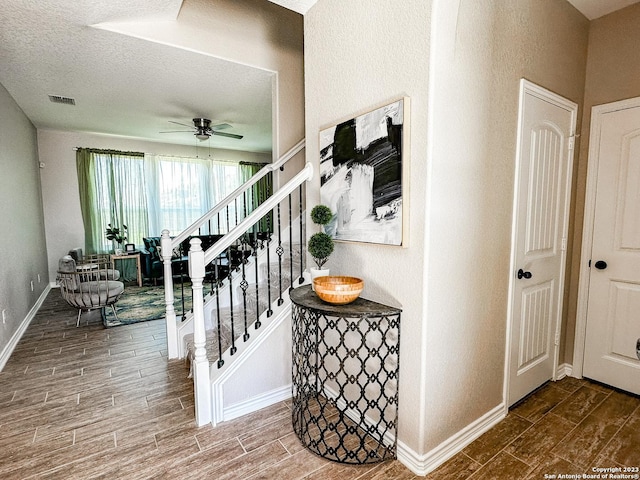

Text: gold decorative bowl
xmin=313 ymin=276 xmax=364 ymax=305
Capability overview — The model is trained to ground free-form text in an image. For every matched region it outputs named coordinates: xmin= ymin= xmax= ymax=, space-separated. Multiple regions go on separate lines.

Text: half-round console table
xmin=289 ymin=285 xmax=401 ymax=464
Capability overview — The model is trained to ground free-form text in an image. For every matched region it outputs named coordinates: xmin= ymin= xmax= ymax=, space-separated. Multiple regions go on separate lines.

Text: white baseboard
xmin=0 ymin=285 xmax=51 ymax=372
xmin=322 ymin=380 xmax=506 ymax=476
xmin=223 ymin=384 xmax=291 ymax=423
xmin=398 ymin=403 xmax=506 ymax=476
xmin=555 ymin=363 xmax=573 ymax=380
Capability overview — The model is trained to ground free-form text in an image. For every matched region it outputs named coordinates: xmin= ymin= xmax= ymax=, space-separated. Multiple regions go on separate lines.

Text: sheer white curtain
xmin=145 ymin=155 xmax=212 ymax=236
xmin=144 ymin=154 xmax=254 ymax=236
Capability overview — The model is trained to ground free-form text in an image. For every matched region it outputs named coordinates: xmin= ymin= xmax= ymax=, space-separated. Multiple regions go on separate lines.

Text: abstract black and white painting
xmin=319 ymin=98 xmax=409 ymax=246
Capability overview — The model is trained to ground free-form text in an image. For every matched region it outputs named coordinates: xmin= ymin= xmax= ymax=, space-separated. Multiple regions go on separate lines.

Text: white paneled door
xmin=582 ymin=100 xmax=640 ymax=395
xmin=507 ymin=80 xmax=577 ymax=406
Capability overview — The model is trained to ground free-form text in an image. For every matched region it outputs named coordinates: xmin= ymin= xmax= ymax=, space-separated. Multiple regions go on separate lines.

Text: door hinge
xmin=555 ymin=332 xmax=560 ymax=346
xmin=568 ymin=133 xmax=579 ymax=151
xmin=561 ymin=237 xmax=567 ymax=251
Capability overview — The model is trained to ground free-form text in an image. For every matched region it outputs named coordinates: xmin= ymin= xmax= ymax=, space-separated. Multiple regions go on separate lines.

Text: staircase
xmin=160 ymin=140 xmax=311 ymax=426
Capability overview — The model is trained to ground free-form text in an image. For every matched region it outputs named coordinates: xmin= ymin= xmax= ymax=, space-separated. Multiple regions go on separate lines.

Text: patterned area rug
xmin=104 ymin=282 xmax=193 ymax=327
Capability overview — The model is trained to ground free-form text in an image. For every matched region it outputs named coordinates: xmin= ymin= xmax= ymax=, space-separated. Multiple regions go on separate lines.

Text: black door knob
xmin=517 ymin=268 xmax=532 ymax=279
xmin=594 ymin=260 xmax=607 ymax=270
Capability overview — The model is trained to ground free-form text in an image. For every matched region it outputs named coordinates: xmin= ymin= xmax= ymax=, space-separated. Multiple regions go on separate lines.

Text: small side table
xmin=289 ymin=285 xmax=401 ymax=464
xmin=110 ymin=253 xmax=142 ymax=287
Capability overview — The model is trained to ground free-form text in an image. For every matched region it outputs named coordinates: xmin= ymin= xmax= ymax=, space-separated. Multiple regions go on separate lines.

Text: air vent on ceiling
xmin=48 ymin=95 xmax=76 ymax=105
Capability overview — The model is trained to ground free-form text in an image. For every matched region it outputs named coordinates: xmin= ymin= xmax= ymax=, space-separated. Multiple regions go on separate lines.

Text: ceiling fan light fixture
xmin=160 ymin=117 xmax=242 ymax=142
xmin=193 ymin=118 xmax=211 ymax=128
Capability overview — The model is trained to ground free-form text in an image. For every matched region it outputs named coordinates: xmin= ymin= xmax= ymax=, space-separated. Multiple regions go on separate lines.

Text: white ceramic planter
xmin=310 ymin=268 xmax=330 ymax=290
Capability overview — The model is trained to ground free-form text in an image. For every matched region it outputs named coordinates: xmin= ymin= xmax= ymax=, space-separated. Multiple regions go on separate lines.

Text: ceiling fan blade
xmin=168 ymin=120 xmax=196 ymax=128
xmin=212 ymin=131 xmax=244 ymax=139
xmin=159 ymin=130 xmax=194 ymax=133
xmin=211 ymin=123 xmax=232 ymax=131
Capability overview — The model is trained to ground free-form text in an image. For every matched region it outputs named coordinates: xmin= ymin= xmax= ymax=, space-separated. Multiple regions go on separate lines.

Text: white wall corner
xmin=398 ymin=403 xmax=505 ymax=476
xmin=0 ymin=285 xmax=51 ymax=372
xmin=222 ymin=384 xmax=291 ymax=423
xmin=555 ymin=363 xmax=573 ymax=380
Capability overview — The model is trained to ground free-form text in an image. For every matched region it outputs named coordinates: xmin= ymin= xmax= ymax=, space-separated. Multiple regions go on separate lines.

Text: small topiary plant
xmin=310 ymin=204 xmax=333 ymax=227
xmin=308 ymin=204 xmax=334 ymax=269
xmin=308 ymin=232 xmax=334 ymax=269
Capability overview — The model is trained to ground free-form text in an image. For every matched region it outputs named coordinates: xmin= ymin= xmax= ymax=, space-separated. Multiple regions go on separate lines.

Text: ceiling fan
xmin=161 ymin=118 xmax=244 ymax=141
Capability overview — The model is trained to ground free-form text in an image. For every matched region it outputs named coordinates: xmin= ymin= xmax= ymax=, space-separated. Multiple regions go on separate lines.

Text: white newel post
xmin=189 ymin=238 xmax=212 ymax=426
xmin=161 ymin=230 xmax=179 ymax=359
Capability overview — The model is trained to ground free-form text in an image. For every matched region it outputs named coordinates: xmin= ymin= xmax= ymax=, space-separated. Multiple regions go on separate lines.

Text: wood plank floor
xmin=1 ymin=290 xmax=638 ymax=479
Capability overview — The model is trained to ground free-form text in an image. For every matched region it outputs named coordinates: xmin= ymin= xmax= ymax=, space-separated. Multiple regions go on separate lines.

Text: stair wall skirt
xmin=211 ymin=290 xmax=295 ymax=427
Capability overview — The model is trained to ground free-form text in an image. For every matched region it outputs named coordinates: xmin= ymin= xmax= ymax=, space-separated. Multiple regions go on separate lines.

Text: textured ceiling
xmin=0 ymin=0 xmax=274 ymax=152
xmin=1 ymin=0 xmax=636 ymax=153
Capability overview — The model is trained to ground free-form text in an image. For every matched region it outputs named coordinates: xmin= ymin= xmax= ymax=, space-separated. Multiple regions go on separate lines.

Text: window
xmin=77 ymin=149 xmax=263 ymax=253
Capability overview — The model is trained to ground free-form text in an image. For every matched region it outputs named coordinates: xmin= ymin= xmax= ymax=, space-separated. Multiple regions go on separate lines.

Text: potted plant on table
xmin=308 ymin=205 xmax=334 ymax=286
xmin=106 ymin=223 xmax=128 ymax=255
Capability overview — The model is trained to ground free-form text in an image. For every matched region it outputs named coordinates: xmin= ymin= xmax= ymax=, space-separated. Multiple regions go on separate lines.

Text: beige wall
xmin=37 ymin=129 xmax=271 ymax=283
xmin=566 ymin=3 xmax=640 ymax=365
xmin=305 ymin=0 xmax=431 ymax=455
xmin=428 ymin=0 xmax=587 ymax=453
xmin=491 ymin=1 xmax=589 ymax=365
xmin=306 ymin=0 xmax=588 ymax=460
xmin=0 ymin=83 xmax=49 ymax=363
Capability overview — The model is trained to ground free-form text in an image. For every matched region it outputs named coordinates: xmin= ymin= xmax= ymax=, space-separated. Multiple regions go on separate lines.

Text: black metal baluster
xmin=243 ymin=190 xmax=248 ymax=224
xmin=288 ymin=193 xmax=294 ymax=291
xmin=267 ymin=172 xmax=273 ymax=232
xmin=253 ymin=229 xmax=261 ymax=330
xmin=258 ymin=177 xmax=265 ymax=232
xmin=298 ymin=184 xmax=304 ymax=284
xmin=240 ymin=235 xmax=250 ymax=342
xmin=250 ymin=183 xmax=257 ymax=235
xmin=215 ymin=258 xmax=224 ymax=369
xmin=276 ymin=202 xmax=284 ymax=306
xmin=234 ymin=197 xmax=238 ymax=230
xmin=208 ymin=258 xmax=215 ymax=295
xmin=265 ymin=221 xmax=273 ymax=318
xmin=228 ymin=246 xmax=237 ymax=356
xmin=179 ymin=241 xmax=186 ymax=320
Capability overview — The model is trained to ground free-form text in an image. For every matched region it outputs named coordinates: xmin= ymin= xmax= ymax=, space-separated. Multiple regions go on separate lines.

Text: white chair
xmin=57 ymin=255 xmax=125 ymax=327
xmin=68 ymin=248 xmax=121 ymax=280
